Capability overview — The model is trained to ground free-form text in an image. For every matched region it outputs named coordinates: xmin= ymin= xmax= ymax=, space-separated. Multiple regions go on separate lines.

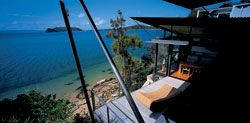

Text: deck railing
xmin=60 ymin=0 xmax=144 ymax=122
xmin=90 ymin=89 xmax=125 ymax=123
xmin=79 ymin=0 xmax=144 ymax=122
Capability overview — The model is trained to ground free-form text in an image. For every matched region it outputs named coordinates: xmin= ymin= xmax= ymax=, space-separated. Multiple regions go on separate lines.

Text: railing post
xmin=91 ymin=89 xmax=96 ymax=111
xmin=163 ymin=30 xmax=166 ymax=38
xmin=107 ymin=107 xmax=110 ymax=123
xmin=59 ymin=0 xmax=95 ymax=122
xmin=154 ymin=43 xmax=158 ymax=75
xmin=168 ymin=25 xmax=173 ymax=76
xmin=167 ymin=45 xmax=173 ymax=76
xmin=79 ymin=0 xmax=144 ymax=122
xmin=196 ymin=10 xmax=200 ymax=18
xmin=170 ymin=25 xmax=173 ymax=39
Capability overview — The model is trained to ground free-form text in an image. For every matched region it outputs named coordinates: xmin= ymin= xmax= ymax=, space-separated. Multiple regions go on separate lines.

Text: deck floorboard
xmin=94 ymin=77 xmax=190 ymax=123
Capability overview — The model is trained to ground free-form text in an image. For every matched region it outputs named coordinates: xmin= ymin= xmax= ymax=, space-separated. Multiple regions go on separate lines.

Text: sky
xmin=0 ymin=0 xmax=239 ymax=30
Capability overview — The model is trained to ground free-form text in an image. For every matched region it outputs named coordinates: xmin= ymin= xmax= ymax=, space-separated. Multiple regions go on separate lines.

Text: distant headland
xmin=45 ymin=27 xmax=83 ymax=32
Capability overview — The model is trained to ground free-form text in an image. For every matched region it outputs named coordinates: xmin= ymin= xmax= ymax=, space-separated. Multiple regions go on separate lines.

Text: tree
xmin=106 ymin=10 xmax=143 ymax=92
xmin=0 ymin=90 xmax=92 ymax=123
xmin=0 ymin=90 xmax=75 ymax=123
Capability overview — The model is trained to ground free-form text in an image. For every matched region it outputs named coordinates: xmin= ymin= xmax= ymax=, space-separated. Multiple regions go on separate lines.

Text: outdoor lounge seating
xmin=94 ymin=77 xmax=190 ymax=122
xmin=136 ymin=84 xmax=180 ymax=111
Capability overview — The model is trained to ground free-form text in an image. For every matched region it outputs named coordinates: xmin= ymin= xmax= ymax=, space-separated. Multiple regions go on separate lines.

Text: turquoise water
xmin=0 ymin=30 xmax=163 ymax=99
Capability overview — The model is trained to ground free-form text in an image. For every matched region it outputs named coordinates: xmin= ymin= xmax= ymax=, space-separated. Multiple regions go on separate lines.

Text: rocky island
xmin=45 ymin=27 xmax=83 ymax=32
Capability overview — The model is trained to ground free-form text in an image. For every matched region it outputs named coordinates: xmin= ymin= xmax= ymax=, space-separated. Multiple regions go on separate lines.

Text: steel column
xmin=163 ymin=30 xmax=166 ymax=38
xmin=91 ymin=89 xmax=96 ymax=111
xmin=79 ymin=0 xmax=144 ymax=122
xmin=59 ymin=0 xmax=95 ymax=122
xmin=168 ymin=25 xmax=174 ymax=76
xmin=167 ymin=45 xmax=173 ymax=76
xmin=154 ymin=43 xmax=158 ymax=75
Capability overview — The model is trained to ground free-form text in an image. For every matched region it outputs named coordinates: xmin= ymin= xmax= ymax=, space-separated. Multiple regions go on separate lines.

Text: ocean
xmin=0 ymin=30 xmax=163 ymax=99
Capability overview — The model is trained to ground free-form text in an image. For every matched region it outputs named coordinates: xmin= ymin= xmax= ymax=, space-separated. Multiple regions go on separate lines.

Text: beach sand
xmin=64 ymin=77 xmax=120 ymax=116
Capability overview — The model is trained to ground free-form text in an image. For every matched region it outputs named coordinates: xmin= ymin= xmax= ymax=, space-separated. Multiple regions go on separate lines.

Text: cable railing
xmin=60 ymin=0 xmax=144 ymax=122
xmin=59 ymin=0 xmax=95 ymax=122
xmin=90 ymin=89 xmax=125 ymax=123
xmin=78 ymin=0 xmax=144 ymax=122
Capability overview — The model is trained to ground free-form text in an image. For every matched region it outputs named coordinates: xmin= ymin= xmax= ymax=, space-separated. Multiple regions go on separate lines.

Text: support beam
xmin=163 ymin=30 xmax=166 ymax=38
xmin=59 ymin=0 xmax=95 ymax=122
xmin=189 ymin=26 xmax=193 ymax=40
xmin=91 ymin=89 xmax=96 ymax=111
xmin=170 ymin=25 xmax=173 ymax=39
xmin=79 ymin=0 xmax=144 ymax=122
xmin=163 ymin=30 xmax=166 ymax=76
xmin=168 ymin=25 xmax=174 ymax=76
xmin=167 ymin=45 xmax=173 ymax=76
xmin=197 ymin=10 xmax=200 ymax=18
xmin=107 ymin=107 xmax=110 ymax=123
xmin=189 ymin=26 xmax=193 ymax=34
xmin=154 ymin=43 xmax=158 ymax=75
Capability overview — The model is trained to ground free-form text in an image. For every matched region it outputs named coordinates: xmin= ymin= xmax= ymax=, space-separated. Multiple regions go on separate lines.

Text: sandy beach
xmin=64 ymin=77 xmax=120 ymax=116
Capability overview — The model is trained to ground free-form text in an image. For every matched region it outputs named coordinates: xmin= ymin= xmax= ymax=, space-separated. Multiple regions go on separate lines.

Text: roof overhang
xmin=147 ymin=39 xmax=189 ymax=45
xmin=163 ymin=0 xmax=228 ymax=9
xmin=132 ymin=17 xmax=250 ymax=27
xmin=131 ymin=17 xmax=250 ymax=35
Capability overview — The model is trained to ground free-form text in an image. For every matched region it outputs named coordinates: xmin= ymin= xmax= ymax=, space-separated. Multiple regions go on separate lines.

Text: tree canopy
xmin=0 ymin=90 xmax=91 ymax=123
xmin=0 ymin=90 xmax=74 ymax=123
xmin=106 ymin=10 xmax=145 ymax=92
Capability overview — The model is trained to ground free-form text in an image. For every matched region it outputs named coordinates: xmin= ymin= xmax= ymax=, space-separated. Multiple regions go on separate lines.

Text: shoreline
xmin=0 ymin=29 xmax=162 ymax=100
xmin=0 ymin=62 xmax=115 ymax=100
xmin=64 ymin=77 xmax=120 ymax=116
xmin=0 ymin=76 xmax=119 ymax=117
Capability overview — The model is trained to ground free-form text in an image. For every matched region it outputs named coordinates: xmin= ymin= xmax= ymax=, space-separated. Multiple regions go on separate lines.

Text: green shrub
xmin=0 ymin=90 xmax=74 ymax=123
xmin=74 ymin=113 xmax=91 ymax=123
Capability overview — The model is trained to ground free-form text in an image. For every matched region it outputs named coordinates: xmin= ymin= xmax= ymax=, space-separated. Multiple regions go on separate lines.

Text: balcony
xmin=92 ymin=77 xmax=190 ymax=123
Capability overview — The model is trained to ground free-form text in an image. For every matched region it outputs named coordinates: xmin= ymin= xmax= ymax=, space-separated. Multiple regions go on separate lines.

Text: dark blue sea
xmin=0 ymin=30 xmax=163 ymax=99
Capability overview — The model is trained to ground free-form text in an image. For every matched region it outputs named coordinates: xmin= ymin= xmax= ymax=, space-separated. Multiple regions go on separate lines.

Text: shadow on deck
xmin=94 ymin=77 xmax=190 ymax=123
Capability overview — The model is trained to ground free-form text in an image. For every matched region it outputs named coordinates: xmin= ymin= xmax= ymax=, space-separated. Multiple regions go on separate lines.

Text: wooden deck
xmin=171 ymin=72 xmax=191 ymax=80
xmin=94 ymin=77 xmax=190 ymax=123
xmin=170 ymin=62 xmax=204 ymax=80
xmin=157 ymin=69 xmax=176 ymax=77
